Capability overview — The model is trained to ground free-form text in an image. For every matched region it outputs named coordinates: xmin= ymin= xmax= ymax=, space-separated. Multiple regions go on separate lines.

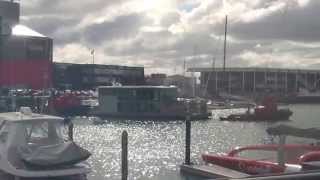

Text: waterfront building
xmin=53 ymin=63 xmax=145 ymax=90
xmin=189 ymin=67 xmax=320 ymax=96
xmin=164 ymin=75 xmax=197 ymax=97
xmin=146 ymin=74 xmax=197 ymax=97
xmin=0 ymin=1 xmax=53 ymax=89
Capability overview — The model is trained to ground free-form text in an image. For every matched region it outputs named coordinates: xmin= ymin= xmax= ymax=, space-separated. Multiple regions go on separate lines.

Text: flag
xmin=91 ymin=49 xmax=95 ymax=55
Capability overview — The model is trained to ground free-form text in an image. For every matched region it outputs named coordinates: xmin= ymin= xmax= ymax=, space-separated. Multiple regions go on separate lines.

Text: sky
xmin=19 ymin=0 xmax=320 ymax=75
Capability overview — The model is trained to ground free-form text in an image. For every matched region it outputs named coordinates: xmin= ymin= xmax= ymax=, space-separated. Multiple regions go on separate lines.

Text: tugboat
xmin=0 ymin=107 xmax=91 ymax=180
xmin=220 ymin=96 xmax=292 ymax=121
xmin=51 ymin=92 xmax=90 ymax=116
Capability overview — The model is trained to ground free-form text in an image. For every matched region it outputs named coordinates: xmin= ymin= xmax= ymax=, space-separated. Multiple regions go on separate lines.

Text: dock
xmin=181 ymin=118 xmax=250 ymax=180
xmin=180 ymin=164 xmax=250 ymax=179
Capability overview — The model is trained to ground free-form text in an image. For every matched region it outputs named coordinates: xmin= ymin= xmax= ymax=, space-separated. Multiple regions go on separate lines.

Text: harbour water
xmin=72 ymin=104 xmax=320 ymax=180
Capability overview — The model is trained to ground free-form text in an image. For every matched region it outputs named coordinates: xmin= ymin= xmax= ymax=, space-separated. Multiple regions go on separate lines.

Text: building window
xmin=26 ymin=39 xmax=46 ymax=60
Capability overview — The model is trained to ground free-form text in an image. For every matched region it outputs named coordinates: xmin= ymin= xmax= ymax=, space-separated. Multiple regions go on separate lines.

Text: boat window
xmin=26 ymin=122 xmax=48 ymax=139
xmin=0 ymin=131 xmax=8 ymax=143
xmin=25 ymin=121 xmax=63 ymax=145
xmin=0 ymin=121 xmax=8 ymax=143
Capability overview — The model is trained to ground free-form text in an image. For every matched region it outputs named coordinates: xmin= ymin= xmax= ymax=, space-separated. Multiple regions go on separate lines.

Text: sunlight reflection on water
xmin=71 ymin=105 xmax=320 ymax=180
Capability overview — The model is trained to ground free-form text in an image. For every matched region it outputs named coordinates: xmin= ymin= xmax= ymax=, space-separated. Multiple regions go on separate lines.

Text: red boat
xmin=202 ymin=144 xmax=320 ymax=175
xmin=51 ymin=92 xmax=90 ymax=116
xmin=202 ymin=125 xmax=320 ymax=175
xmin=220 ymin=96 xmax=292 ymax=121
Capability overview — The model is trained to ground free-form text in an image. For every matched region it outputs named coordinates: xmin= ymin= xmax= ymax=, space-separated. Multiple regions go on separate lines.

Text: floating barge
xmin=91 ymin=86 xmax=210 ymax=120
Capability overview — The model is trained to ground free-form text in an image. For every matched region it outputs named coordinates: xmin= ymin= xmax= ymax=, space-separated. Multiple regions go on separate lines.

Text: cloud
xmin=83 ymin=13 xmax=151 ymax=45
xmin=20 ymin=0 xmax=119 ymax=17
xmin=54 ymin=44 xmax=92 ymax=64
xmin=18 ymin=0 xmax=320 ymax=75
xmin=230 ymin=0 xmax=320 ymax=42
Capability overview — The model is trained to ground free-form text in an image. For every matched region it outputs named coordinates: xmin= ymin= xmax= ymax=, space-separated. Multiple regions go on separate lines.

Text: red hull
xmin=202 ymin=154 xmax=285 ymax=175
xmin=202 ymin=144 xmax=320 ymax=175
xmin=51 ymin=93 xmax=90 ymax=116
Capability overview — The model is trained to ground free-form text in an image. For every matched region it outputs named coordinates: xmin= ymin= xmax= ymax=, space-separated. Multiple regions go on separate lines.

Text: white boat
xmin=0 ymin=107 xmax=91 ymax=180
xmin=88 ymin=116 xmax=105 ymax=125
xmin=287 ymin=88 xmax=320 ymax=103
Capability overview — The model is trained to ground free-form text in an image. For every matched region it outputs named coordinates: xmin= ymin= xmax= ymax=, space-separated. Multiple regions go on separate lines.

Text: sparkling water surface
xmin=72 ymin=104 xmax=320 ymax=180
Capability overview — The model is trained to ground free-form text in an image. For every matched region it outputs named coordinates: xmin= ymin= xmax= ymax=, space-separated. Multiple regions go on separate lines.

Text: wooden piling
xmin=185 ymin=101 xmax=191 ymax=165
xmin=68 ymin=122 xmax=74 ymax=141
xmin=185 ymin=118 xmax=191 ymax=165
xmin=122 ymin=130 xmax=128 ymax=180
xmin=278 ymin=135 xmax=286 ymax=167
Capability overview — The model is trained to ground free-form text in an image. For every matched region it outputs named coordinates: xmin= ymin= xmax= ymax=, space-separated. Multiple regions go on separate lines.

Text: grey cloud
xmin=103 ymin=27 xmax=258 ymax=70
xmin=22 ymin=16 xmax=78 ymax=37
xmin=83 ymin=13 xmax=151 ymax=46
xmin=21 ymin=16 xmax=82 ymax=45
xmin=230 ymin=0 xmax=320 ymax=42
xmin=21 ymin=0 xmax=121 ymax=16
xmin=160 ymin=12 xmax=181 ymax=27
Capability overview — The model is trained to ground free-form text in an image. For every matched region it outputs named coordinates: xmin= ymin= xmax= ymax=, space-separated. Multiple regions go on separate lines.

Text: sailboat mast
xmin=183 ymin=58 xmax=186 ymax=77
xmin=223 ymin=15 xmax=228 ymax=72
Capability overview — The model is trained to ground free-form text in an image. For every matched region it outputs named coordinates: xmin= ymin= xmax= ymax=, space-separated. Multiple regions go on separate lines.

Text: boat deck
xmin=90 ymin=111 xmax=211 ymax=120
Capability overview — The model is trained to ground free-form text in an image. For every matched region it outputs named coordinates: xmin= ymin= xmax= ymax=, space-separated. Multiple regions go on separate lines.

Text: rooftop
xmin=54 ymin=62 xmax=144 ymax=69
xmin=188 ymin=67 xmax=320 ymax=73
xmin=12 ymin=24 xmax=46 ymax=37
xmin=98 ymin=85 xmax=177 ymax=89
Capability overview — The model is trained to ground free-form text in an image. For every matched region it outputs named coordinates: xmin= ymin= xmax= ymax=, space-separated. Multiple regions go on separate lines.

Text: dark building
xmin=145 ymin=73 xmax=167 ymax=86
xmin=53 ymin=63 xmax=145 ymax=90
xmin=52 ymin=63 xmax=72 ymax=89
xmin=0 ymin=1 xmax=53 ymax=89
xmin=189 ymin=67 xmax=320 ymax=96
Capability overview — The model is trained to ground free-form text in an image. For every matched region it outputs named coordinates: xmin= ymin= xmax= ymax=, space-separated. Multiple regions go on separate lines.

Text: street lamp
xmin=90 ymin=49 xmax=95 ymax=64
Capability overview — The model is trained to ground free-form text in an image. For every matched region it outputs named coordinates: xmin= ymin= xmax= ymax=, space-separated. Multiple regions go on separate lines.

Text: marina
xmin=0 ymin=0 xmax=320 ymax=179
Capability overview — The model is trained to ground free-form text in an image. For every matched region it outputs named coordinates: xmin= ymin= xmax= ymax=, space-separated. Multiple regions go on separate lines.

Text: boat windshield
xmin=24 ymin=121 xmax=65 ymax=146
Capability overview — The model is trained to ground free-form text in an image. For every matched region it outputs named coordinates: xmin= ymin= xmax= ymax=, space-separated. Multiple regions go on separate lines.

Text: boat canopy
xmin=267 ymin=125 xmax=320 ymax=140
xmin=0 ymin=112 xmax=64 ymax=123
xmin=0 ymin=109 xmax=91 ymax=170
xmin=19 ymin=141 xmax=91 ymax=168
